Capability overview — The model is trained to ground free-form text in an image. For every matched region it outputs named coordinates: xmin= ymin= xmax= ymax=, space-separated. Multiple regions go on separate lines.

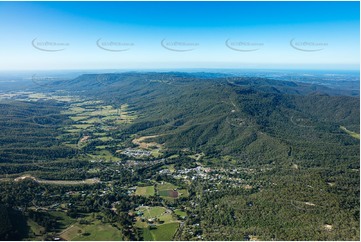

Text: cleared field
xmin=69 ymin=116 xmax=89 ymax=121
xmin=98 ymin=137 xmax=113 ymax=142
xmin=138 ymin=206 xmax=166 ymax=219
xmin=157 ymin=182 xmax=181 ymax=200
xmin=82 ymin=117 xmax=101 ymax=124
xmin=72 ymin=124 xmax=93 ymax=129
xmin=158 ymin=213 xmax=176 ymax=223
xmin=27 ymin=219 xmax=46 ymax=236
xmin=134 ymin=217 xmax=148 ymax=228
xmin=188 ymin=153 xmax=204 ymax=160
xmin=60 ymin=225 xmax=83 ymax=241
xmin=87 ymin=168 xmax=101 ymax=174
xmin=68 ymin=107 xmax=86 ymax=113
xmin=89 ymin=150 xmax=118 ymax=161
xmin=132 ymin=135 xmax=162 ymax=149
xmin=73 ymin=222 xmax=123 ymax=241
xmin=142 ymin=222 xmax=179 ymax=241
xmin=65 ymin=128 xmax=82 ymax=133
xmin=135 ymin=186 xmax=155 ymax=197
xmin=159 ymin=190 xmax=178 ymax=198
xmin=157 ymin=182 xmax=177 ymax=191
xmin=49 ymin=211 xmax=76 ymax=230
xmin=174 ymin=209 xmax=187 ymax=218
xmin=142 ymin=227 xmax=153 ymax=240
xmin=178 ymin=189 xmax=189 ymax=198
xmin=151 ymin=149 xmax=162 ymax=158
xmin=118 ymin=104 xmax=137 ymax=123
xmin=65 ymin=101 xmax=135 ymax=124
xmin=93 ymin=132 xmax=107 ymax=136
xmin=60 ymin=219 xmax=123 ymax=241
xmin=168 ymin=154 xmax=179 ymax=160
xmin=168 ymin=164 xmax=176 ymax=172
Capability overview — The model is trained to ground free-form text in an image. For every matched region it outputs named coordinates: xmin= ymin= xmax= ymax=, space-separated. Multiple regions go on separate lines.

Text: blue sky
xmin=0 ymin=1 xmax=359 ymax=70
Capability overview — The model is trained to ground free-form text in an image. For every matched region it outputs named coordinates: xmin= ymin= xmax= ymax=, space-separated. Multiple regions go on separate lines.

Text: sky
xmin=0 ymin=1 xmax=359 ymax=71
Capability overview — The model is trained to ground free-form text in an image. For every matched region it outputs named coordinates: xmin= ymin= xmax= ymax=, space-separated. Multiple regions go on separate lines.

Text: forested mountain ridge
xmin=0 ymin=72 xmax=359 ymax=240
xmin=41 ymin=73 xmax=359 ymax=162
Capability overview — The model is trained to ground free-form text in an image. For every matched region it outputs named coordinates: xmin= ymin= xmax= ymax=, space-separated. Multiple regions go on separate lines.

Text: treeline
xmin=0 ymin=100 xmax=77 ymax=164
xmin=0 ymin=204 xmax=27 ymax=240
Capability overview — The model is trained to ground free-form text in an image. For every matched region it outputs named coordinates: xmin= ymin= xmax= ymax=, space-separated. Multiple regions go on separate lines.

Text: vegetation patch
xmin=137 ymin=206 xmax=166 ymax=219
xmin=142 ymin=222 xmax=179 ymax=241
xmin=60 ymin=215 xmax=123 ymax=241
xmin=174 ymin=209 xmax=187 ymax=218
xmin=135 ymin=186 xmax=155 ymax=197
xmin=159 ymin=189 xmax=178 ymax=198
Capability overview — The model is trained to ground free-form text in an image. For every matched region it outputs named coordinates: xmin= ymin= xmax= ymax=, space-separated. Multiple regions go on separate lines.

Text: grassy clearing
xmin=60 ymin=225 xmax=83 ymax=241
xmin=63 ymin=101 xmax=136 ymax=133
xmin=153 ymin=222 xmax=179 ymax=240
xmin=159 ymin=190 xmax=178 ymax=198
xmin=151 ymin=149 xmax=162 ymax=158
xmin=48 ymin=211 xmax=75 ymax=230
xmin=68 ymin=107 xmax=86 ymax=113
xmin=118 ymin=104 xmax=137 ymax=123
xmin=138 ymin=206 xmax=166 ymax=219
xmin=135 ymin=186 xmax=155 ymax=197
xmin=72 ymin=124 xmax=93 ymax=129
xmin=340 ymin=126 xmax=360 ymax=139
xmin=89 ymin=150 xmax=118 ymax=162
xmin=142 ymin=227 xmax=154 ymax=240
xmin=93 ymin=132 xmax=107 ymax=136
xmin=72 ymin=221 xmax=123 ymax=241
xmin=158 ymin=213 xmax=176 ymax=223
xmin=168 ymin=164 xmax=176 ymax=172
xmin=174 ymin=209 xmax=187 ymax=218
xmin=82 ymin=117 xmax=101 ymax=124
xmin=161 ymin=164 xmax=175 ymax=172
xmin=69 ymin=116 xmax=90 ymax=122
xmin=158 ymin=182 xmax=177 ymax=191
xmin=87 ymin=168 xmax=101 ymax=174
xmin=98 ymin=137 xmax=113 ymax=142
xmin=135 ymin=217 xmax=148 ymax=228
xmin=178 ymin=189 xmax=189 ymax=198
xmin=65 ymin=128 xmax=82 ymax=133
xmin=27 ymin=219 xmax=46 ymax=236
xmin=132 ymin=135 xmax=162 ymax=149
xmin=142 ymin=222 xmax=179 ymax=241
xmin=60 ymin=216 xmax=123 ymax=241
xmin=157 ymin=182 xmax=180 ymax=200
xmin=188 ymin=153 xmax=204 ymax=160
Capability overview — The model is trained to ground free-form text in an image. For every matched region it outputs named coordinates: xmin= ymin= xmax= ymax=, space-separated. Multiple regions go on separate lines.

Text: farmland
xmin=135 ymin=186 xmax=155 ymax=197
xmin=134 ymin=206 xmax=180 ymax=241
xmin=59 ymin=216 xmax=123 ymax=241
xmin=142 ymin=222 xmax=179 ymax=241
xmin=156 ymin=182 xmax=187 ymax=200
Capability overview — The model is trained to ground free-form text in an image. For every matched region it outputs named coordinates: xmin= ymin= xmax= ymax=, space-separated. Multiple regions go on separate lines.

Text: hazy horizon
xmin=0 ymin=1 xmax=359 ymax=71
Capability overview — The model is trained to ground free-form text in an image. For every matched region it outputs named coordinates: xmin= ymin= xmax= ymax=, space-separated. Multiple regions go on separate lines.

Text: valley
xmin=0 ymin=72 xmax=359 ymax=241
